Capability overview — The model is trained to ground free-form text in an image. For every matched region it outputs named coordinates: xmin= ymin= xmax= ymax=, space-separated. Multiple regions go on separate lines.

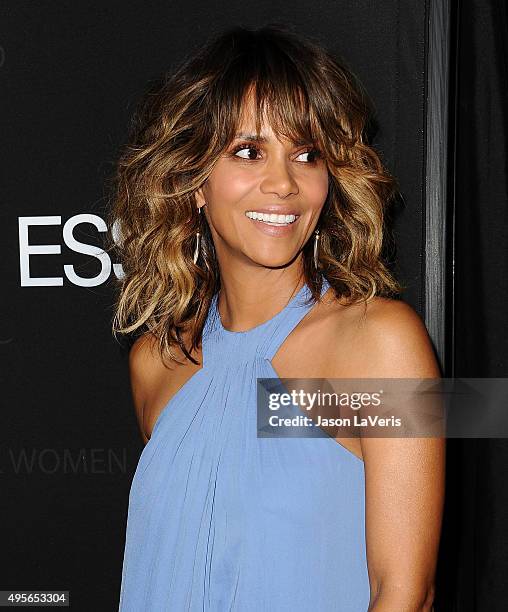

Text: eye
xmin=231 ymin=144 xmax=261 ymax=160
xmin=295 ymin=148 xmax=322 ymax=163
xmin=229 ymin=143 xmax=322 ymax=163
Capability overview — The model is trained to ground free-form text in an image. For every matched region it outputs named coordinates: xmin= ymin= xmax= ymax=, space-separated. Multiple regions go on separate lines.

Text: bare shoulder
xmin=128 ymin=333 xmax=164 ymax=444
xmin=128 ymin=332 xmax=190 ymax=442
xmin=319 ymin=293 xmax=441 ymax=379
xmin=128 ymin=329 xmax=203 ymax=443
xmin=354 ymin=295 xmax=430 ymax=336
xmin=129 ymin=333 xmax=161 ymax=376
xmin=353 ymin=296 xmax=441 ymax=378
xmin=129 ymin=332 xmax=170 ymax=394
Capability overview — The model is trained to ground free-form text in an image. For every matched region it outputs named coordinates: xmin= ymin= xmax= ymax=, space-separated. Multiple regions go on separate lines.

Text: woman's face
xmin=196 ymin=94 xmax=329 ymax=271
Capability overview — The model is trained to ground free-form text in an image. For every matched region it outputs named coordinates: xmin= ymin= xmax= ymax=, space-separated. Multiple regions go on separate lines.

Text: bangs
xmin=246 ymin=79 xmax=317 ymax=147
xmin=210 ymin=32 xmax=329 ymax=152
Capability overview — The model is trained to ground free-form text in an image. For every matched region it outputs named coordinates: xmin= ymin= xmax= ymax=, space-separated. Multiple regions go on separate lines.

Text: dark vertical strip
xmin=454 ymin=0 xmax=508 ymax=610
xmin=425 ymin=0 xmax=452 ymax=370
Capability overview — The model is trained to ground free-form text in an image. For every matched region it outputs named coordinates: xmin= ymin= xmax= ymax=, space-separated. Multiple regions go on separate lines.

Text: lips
xmin=244 ymin=207 xmax=301 ymax=216
xmin=245 ymin=212 xmax=301 ymax=236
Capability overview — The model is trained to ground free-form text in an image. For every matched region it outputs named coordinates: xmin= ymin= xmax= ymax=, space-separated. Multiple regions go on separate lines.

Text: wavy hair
xmin=105 ymin=23 xmax=404 ymax=367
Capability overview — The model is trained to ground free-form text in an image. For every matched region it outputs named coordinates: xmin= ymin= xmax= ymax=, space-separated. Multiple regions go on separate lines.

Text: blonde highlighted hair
xmin=105 ymin=23 xmax=403 ymax=367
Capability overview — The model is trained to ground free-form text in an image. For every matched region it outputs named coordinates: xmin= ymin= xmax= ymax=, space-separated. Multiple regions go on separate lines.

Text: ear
xmin=195 ymin=186 xmax=206 ymax=208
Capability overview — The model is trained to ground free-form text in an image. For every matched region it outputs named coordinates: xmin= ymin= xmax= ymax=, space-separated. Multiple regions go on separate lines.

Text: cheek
xmin=303 ymin=171 xmax=329 ymax=210
xmin=207 ymin=166 xmax=257 ymax=205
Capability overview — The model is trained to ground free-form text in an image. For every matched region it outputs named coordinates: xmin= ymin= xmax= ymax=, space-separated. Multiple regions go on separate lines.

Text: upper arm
xmin=358 ymin=300 xmax=445 ymax=605
xmin=129 ymin=333 xmax=159 ymax=445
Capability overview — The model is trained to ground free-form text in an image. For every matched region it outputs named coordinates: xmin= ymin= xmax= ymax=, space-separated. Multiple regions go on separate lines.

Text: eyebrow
xmin=233 ymin=132 xmax=313 ymax=146
xmin=234 ymin=132 xmax=269 ymax=143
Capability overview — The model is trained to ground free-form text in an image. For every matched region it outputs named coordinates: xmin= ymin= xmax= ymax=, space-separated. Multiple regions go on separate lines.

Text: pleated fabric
xmin=119 ymin=276 xmax=370 ymax=611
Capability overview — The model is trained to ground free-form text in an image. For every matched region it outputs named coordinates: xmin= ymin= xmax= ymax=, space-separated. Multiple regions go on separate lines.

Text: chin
xmin=247 ymin=252 xmax=299 ymax=269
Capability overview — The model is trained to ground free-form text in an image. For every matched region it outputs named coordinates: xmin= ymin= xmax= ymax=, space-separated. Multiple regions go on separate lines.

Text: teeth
xmin=245 ymin=211 xmax=298 ymax=224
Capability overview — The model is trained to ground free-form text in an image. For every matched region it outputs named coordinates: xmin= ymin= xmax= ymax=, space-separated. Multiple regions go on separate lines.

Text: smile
xmin=244 ymin=211 xmax=299 ymax=226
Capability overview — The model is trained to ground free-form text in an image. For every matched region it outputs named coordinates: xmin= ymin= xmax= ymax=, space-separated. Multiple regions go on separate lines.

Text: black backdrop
xmin=441 ymin=1 xmax=508 ymax=611
xmin=1 ymin=1 xmax=506 ymax=611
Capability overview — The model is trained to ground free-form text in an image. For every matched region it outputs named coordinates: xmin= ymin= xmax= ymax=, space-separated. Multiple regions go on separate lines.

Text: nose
xmin=259 ymin=154 xmax=299 ymax=198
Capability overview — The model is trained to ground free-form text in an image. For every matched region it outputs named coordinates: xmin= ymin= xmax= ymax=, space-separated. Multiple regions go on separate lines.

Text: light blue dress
xmin=119 ymin=276 xmax=370 ymax=611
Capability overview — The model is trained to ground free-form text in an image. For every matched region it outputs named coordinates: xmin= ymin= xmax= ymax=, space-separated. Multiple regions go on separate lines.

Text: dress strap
xmin=261 ymin=276 xmax=331 ymax=361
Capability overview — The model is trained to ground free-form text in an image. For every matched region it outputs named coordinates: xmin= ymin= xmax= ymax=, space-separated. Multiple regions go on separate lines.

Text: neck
xmin=216 ymin=262 xmax=308 ymax=333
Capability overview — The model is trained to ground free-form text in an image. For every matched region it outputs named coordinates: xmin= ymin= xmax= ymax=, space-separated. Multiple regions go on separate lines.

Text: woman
xmin=109 ymin=24 xmax=445 ymax=611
